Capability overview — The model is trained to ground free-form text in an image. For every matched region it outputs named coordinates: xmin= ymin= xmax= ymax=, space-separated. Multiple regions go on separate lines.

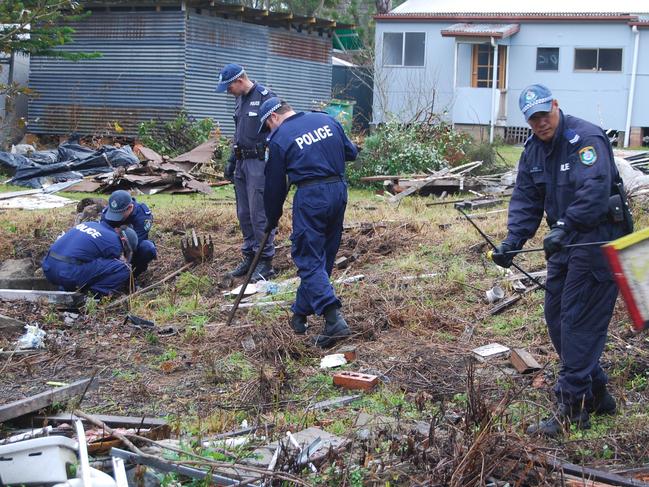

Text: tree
xmin=0 ymin=0 xmax=97 ymax=59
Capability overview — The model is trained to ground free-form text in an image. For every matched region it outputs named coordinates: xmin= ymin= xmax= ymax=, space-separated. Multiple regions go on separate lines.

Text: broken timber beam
xmin=0 ymin=289 xmax=84 ymax=307
xmin=539 ymin=455 xmax=649 ymax=487
xmin=0 ymin=378 xmax=97 ymax=423
xmin=33 ymin=413 xmax=169 ymax=435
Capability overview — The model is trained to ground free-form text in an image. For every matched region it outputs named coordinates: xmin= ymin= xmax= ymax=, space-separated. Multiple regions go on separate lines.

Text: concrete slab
xmin=0 ymin=314 xmax=25 ymax=333
xmin=0 ymin=259 xmax=34 ymax=280
xmin=0 ymin=289 xmax=84 ymax=307
xmin=0 ymin=277 xmax=58 ymax=291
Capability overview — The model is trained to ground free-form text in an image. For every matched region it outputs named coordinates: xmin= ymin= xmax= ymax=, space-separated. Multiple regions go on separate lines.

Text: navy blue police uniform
xmin=264 ymin=110 xmax=358 ymax=320
xmin=231 ymin=81 xmax=276 ymax=262
xmin=504 ymin=108 xmax=629 ymax=420
xmin=101 ymin=198 xmax=156 ymax=276
xmin=42 ymin=221 xmax=130 ymax=295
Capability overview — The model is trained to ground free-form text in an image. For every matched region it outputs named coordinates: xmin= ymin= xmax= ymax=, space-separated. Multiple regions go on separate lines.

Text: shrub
xmin=138 ymin=111 xmax=216 ymax=157
xmin=346 ymin=121 xmax=472 ymax=186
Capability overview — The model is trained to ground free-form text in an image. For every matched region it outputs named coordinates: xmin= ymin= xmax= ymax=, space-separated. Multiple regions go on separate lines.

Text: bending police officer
xmin=217 ymin=63 xmax=276 ymax=282
xmin=491 ymin=84 xmax=632 ymax=437
xmin=101 ymin=190 xmax=157 ymax=277
xmin=259 ymin=98 xmax=358 ymax=348
xmin=42 ymin=222 xmax=138 ymax=296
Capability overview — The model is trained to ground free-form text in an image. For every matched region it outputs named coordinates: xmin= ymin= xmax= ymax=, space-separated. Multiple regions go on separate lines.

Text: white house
xmin=373 ymin=0 xmax=649 ymax=146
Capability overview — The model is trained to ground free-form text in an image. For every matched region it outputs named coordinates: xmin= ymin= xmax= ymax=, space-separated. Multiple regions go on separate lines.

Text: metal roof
xmin=386 ymin=0 xmax=648 ymax=16
xmin=440 ymin=23 xmax=519 ymax=38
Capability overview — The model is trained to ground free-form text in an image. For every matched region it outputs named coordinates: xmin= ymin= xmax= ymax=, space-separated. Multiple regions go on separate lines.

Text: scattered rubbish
xmin=123 ymin=314 xmax=155 ymax=329
xmin=62 ymin=312 xmax=79 ymax=325
xmin=399 ymin=273 xmax=438 ymax=282
xmin=510 ymin=348 xmax=542 ymax=374
xmin=157 ymin=325 xmax=179 ymax=337
xmin=0 ymin=142 xmax=139 ymax=188
xmin=334 ymin=274 xmax=365 ymax=285
xmin=224 ymin=283 xmax=258 ymax=297
xmin=306 ymin=395 xmax=362 ymax=412
xmin=320 ymin=353 xmax=347 ymax=369
xmin=485 ymin=285 xmax=505 ymax=304
xmin=0 ymin=193 xmax=75 ymax=210
xmin=286 ymin=431 xmax=319 ymax=473
xmin=333 ymin=371 xmax=379 ymax=391
xmin=454 ymin=198 xmax=503 ymax=211
xmin=0 ymin=435 xmax=79 ymax=484
xmin=0 ymin=289 xmax=84 ymax=307
xmin=472 ymin=343 xmax=510 ymax=362
xmin=16 ymin=325 xmax=46 ymax=350
xmin=0 ymin=426 xmax=53 ymax=445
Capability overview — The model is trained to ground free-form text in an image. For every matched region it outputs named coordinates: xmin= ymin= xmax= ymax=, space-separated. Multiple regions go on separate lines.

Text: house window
xmin=536 ymin=47 xmax=559 ymax=71
xmin=471 ymin=44 xmax=507 ymax=88
xmin=574 ymin=48 xmax=622 ymax=71
xmin=382 ymin=32 xmax=425 ymax=67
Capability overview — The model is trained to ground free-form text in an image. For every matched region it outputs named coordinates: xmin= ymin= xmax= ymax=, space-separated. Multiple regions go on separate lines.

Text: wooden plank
xmin=539 ymin=455 xmax=649 ymax=487
xmin=510 ymin=348 xmax=542 ymax=374
xmin=34 ymin=412 xmax=168 ymax=431
xmin=0 ymin=289 xmax=84 ymax=307
xmin=565 ymin=475 xmax=617 ymax=487
xmin=0 ymin=378 xmax=97 ymax=423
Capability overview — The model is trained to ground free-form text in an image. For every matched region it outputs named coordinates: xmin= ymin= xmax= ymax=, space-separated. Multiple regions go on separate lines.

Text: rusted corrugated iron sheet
xmin=268 ymin=30 xmax=330 ymax=64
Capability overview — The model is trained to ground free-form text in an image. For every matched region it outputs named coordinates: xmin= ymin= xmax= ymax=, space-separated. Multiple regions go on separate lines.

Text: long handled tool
xmin=456 ymin=207 xmax=549 ymax=293
xmin=226 ymin=229 xmax=272 ymax=326
xmin=486 ymin=240 xmax=610 ymax=259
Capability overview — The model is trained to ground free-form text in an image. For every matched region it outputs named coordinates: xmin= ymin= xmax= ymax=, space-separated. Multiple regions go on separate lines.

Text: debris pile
xmin=0 ymin=142 xmax=139 ymax=188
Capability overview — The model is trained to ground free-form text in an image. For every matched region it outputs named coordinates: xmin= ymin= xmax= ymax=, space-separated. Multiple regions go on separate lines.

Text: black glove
xmin=224 ymin=154 xmax=236 ymax=180
xmin=543 ymin=225 xmax=567 ymax=259
xmin=491 ymin=242 xmax=515 ymax=268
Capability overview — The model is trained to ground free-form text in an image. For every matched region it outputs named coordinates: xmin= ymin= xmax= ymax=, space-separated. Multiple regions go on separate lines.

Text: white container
xmin=0 ymin=436 xmax=78 ymax=484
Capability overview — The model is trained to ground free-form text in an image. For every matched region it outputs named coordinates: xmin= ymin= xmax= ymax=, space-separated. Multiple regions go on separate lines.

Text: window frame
xmin=382 ymin=31 xmax=426 ymax=67
xmin=574 ymin=47 xmax=623 ymax=72
xmin=536 ymin=47 xmax=560 ymax=72
xmin=471 ymin=44 xmax=507 ymax=89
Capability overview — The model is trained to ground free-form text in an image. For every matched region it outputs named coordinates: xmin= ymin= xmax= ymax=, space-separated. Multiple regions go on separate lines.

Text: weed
xmin=176 ymin=272 xmax=212 ymax=297
xmin=145 ymin=332 xmax=159 ymax=345
xmin=154 ymin=348 xmax=178 ymax=364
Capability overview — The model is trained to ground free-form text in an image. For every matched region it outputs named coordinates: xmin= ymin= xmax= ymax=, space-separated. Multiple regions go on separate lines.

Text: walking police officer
xmin=217 ymin=63 xmax=276 ymax=281
xmin=259 ymin=98 xmax=358 ymax=348
xmin=42 ymin=222 xmax=138 ymax=296
xmin=101 ymin=190 xmax=157 ymax=277
xmin=491 ymin=84 xmax=632 ymax=437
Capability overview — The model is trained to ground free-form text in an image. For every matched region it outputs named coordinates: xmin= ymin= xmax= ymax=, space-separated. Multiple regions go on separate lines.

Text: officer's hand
xmin=543 ymin=225 xmax=567 ymax=259
xmin=224 ymin=157 xmax=236 ymax=181
xmin=491 ymin=242 xmax=515 ymax=268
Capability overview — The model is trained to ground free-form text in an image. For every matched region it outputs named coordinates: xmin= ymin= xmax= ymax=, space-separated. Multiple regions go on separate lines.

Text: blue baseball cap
xmin=519 ymin=84 xmax=554 ymax=121
xmin=105 ymin=190 xmax=133 ymax=222
xmin=216 ymin=63 xmax=245 ymax=93
xmin=258 ymin=97 xmax=283 ymax=133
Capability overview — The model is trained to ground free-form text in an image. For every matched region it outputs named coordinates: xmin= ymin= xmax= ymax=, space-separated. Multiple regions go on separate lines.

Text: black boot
xmin=290 ymin=314 xmax=307 ymax=334
xmin=229 ymin=254 xmax=254 ymax=277
xmin=250 ymin=258 xmax=276 ymax=283
xmin=589 ymin=386 xmax=617 ymax=415
xmin=526 ymin=403 xmax=590 ymax=438
xmin=313 ymin=304 xmax=351 ymax=348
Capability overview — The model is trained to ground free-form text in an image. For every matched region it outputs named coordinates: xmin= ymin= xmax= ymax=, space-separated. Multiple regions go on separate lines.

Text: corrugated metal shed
xmin=28 ymin=6 xmax=333 ymax=137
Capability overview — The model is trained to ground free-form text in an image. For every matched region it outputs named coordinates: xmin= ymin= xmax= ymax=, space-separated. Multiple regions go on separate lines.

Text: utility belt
xmin=296 ymin=175 xmax=343 ymax=189
xmin=234 ymin=144 xmax=265 ymax=161
xmin=47 ymin=251 xmax=86 ymax=265
xmin=547 ymin=179 xmax=633 ymax=235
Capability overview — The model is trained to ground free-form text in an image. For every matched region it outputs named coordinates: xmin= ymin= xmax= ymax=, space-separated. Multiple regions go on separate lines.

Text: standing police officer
xmin=259 ymin=98 xmax=358 ymax=348
xmin=217 ymin=63 xmax=276 ymax=281
xmin=101 ymin=190 xmax=157 ymax=277
xmin=491 ymin=84 xmax=632 ymax=437
xmin=42 ymin=222 xmax=138 ymax=296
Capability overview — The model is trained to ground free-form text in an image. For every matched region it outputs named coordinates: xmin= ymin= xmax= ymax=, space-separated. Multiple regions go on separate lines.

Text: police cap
xmin=258 ymin=97 xmax=284 ymax=134
xmin=216 ymin=63 xmax=245 ymax=93
xmin=105 ymin=190 xmax=133 ymax=222
xmin=519 ymin=84 xmax=554 ymax=121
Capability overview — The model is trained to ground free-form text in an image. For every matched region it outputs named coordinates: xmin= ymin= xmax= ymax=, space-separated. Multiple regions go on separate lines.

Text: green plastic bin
xmin=324 ymin=99 xmax=355 ymax=133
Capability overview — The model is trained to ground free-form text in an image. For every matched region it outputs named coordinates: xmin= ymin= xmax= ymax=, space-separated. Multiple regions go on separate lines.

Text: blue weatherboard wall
xmin=373 ymin=20 xmax=649 ymax=130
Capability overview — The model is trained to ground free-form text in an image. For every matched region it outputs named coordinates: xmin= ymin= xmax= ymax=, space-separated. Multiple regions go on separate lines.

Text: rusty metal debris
xmin=181 ymin=229 xmax=214 ymax=264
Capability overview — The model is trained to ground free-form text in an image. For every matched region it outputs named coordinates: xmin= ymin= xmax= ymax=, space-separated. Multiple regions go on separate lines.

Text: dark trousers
xmin=291 ymin=181 xmax=347 ymax=316
xmin=234 ymin=158 xmax=275 ymax=259
xmin=42 ymin=255 xmax=131 ymax=296
xmin=132 ymin=239 xmax=157 ymax=277
xmin=544 ymin=245 xmax=618 ymax=406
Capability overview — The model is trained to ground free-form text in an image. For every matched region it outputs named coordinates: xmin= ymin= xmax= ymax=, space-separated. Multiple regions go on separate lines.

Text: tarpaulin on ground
xmin=0 ymin=142 xmax=139 ymax=188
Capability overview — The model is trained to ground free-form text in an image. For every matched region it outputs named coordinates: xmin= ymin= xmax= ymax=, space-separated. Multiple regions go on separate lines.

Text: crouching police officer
xmin=491 ymin=84 xmax=633 ymax=437
xmin=217 ymin=63 xmax=276 ymax=282
xmin=42 ymin=222 xmax=138 ymax=296
xmin=259 ymin=98 xmax=358 ymax=348
xmin=101 ymin=190 xmax=157 ymax=277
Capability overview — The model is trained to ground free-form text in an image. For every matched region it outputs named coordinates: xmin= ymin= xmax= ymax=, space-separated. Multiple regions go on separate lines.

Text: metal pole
xmin=226 ymin=230 xmax=272 ymax=326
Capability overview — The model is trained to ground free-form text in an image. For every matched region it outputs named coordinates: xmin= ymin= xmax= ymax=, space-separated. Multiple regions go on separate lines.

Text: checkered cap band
xmin=260 ymin=102 xmax=282 ymax=125
xmin=521 ymin=95 xmax=553 ymax=114
xmin=220 ymin=68 xmax=245 ymax=85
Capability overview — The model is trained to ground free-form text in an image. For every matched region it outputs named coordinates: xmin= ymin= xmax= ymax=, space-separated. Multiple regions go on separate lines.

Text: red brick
xmin=333 ymin=371 xmax=378 ymax=391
